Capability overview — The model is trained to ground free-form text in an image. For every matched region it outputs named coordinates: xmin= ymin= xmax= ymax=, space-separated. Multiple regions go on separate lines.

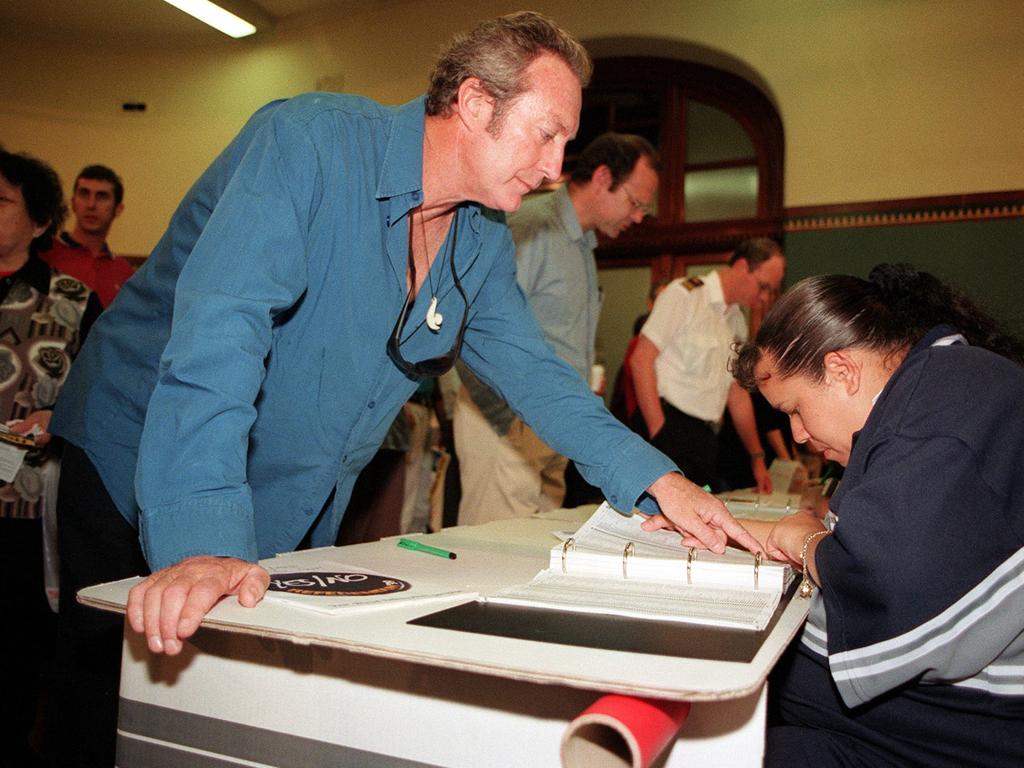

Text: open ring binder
xmin=483 ymin=504 xmax=793 ymax=632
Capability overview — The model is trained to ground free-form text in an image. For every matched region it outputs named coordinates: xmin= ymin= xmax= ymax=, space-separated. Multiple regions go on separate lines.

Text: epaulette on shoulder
xmin=682 ymin=276 xmax=704 ymax=291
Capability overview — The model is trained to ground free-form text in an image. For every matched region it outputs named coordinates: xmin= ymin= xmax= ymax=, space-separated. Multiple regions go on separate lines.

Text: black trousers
xmin=46 ymin=443 xmax=149 ymax=768
xmin=630 ymin=399 xmax=724 ymax=492
xmin=1 ymin=517 xmax=55 ymax=768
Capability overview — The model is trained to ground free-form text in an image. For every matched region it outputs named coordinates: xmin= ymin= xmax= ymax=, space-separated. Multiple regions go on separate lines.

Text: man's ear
xmin=823 ymin=350 xmax=861 ymax=395
xmin=592 ymin=164 xmax=613 ymax=192
xmin=454 ymin=77 xmax=494 ymax=131
xmin=114 ymin=202 xmax=124 ymax=220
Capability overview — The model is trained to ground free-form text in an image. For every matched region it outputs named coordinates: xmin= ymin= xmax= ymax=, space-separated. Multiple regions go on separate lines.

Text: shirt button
xmin=368 ymin=400 xmax=375 ymax=409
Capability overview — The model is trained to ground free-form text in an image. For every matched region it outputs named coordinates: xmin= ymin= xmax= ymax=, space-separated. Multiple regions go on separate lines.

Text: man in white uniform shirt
xmin=629 ymin=238 xmax=785 ymax=492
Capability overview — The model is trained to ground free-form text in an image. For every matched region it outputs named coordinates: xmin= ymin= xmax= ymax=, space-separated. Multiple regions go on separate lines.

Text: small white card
xmin=0 ymin=441 xmax=27 ymax=483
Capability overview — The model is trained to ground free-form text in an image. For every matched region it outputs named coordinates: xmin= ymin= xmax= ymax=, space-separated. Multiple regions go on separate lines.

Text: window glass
xmin=686 ymin=101 xmax=754 ymax=164
xmin=684 ymin=166 xmax=758 ymax=222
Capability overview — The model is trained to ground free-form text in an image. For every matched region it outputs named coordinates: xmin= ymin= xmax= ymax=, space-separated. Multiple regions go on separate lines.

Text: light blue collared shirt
xmin=509 ymin=185 xmax=600 ymax=380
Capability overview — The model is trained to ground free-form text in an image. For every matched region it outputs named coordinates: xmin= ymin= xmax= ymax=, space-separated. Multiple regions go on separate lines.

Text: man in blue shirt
xmin=49 ymin=13 xmax=761 ymax=766
xmin=455 ymin=133 xmax=660 ymax=525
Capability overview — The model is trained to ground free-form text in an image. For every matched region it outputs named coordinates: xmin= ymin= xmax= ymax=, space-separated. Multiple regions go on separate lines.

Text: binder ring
xmin=686 ymin=547 xmax=697 ymax=585
xmin=561 ymin=537 xmax=575 ymax=574
xmin=622 ymin=542 xmax=635 ymax=579
xmin=753 ymin=551 xmax=762 ymax=590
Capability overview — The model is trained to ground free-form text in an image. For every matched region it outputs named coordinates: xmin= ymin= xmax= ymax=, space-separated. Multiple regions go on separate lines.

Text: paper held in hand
xmin=482 ymin=502 xmax=791 ymax=631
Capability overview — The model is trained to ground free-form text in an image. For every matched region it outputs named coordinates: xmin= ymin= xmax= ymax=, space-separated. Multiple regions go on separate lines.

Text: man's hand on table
xmin=127 ymin=555 xmax=270 ymax=656
xmin=641 ymin=472 xmax=765 ymax=556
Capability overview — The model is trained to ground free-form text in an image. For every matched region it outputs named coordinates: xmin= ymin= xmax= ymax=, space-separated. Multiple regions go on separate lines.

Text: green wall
xmin=783 ymin=218 xmax=1024 ymax=337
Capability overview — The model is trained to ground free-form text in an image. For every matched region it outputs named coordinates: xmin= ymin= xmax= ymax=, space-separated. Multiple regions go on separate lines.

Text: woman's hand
xmin=10 ymin=410 xmax=53 ymax=446
xmin=764 ymin=513 xmax=828 ymax=569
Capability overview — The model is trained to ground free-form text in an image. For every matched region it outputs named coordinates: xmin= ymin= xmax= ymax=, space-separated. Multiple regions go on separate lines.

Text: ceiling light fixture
xmin=162 ymin=0 xmax=258 ymax=38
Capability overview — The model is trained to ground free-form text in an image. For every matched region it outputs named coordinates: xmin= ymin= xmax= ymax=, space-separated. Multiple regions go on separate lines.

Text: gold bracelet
xmin=798 ymin=529 xmax=830 ymax=598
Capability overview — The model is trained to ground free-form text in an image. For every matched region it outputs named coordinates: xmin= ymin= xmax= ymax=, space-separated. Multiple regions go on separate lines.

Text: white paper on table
xmin=262 ymin=560 xmax=474 ymax=615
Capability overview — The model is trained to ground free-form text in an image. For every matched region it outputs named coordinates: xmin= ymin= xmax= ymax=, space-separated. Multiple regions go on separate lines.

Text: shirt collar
xmin=859 ymin=324 xmax=969 ymax=438
xmin=376 ymin=96 xmax=485 ymax=291
xmin=60 ymin=231 xmax=111 ymax=257
xmin=376 ymin=96 xmax=427 ymax=214
xmin=553 ymin=186 xmax=597 ymax=250
xmin=704 ymin=268 xmax=727 ymax=308
xmin=2 ymin=255 xmax=52 ymax=296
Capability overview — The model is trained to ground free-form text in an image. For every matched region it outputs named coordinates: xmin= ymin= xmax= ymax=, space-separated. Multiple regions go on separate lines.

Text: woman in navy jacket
xmin=733 ymin=264 xmax=1024 ymax=767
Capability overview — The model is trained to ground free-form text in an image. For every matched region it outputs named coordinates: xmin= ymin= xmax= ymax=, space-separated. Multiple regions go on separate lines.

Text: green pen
xmin=397 ymin=537 xmax=457 ymax=560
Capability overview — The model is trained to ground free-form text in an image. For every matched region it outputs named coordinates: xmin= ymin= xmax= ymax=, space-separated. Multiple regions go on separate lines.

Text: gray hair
xmin=425 ymin=11 xmax=592 ymax=131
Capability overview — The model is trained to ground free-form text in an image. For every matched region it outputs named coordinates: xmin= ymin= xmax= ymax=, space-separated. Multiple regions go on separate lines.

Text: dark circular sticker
xmin=267 ymin=571 xmax=412 ymax=597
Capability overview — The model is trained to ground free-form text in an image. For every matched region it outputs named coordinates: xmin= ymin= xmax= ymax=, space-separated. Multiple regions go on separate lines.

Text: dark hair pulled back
xmin=733 ymin=263 xmax=1024 ymax=390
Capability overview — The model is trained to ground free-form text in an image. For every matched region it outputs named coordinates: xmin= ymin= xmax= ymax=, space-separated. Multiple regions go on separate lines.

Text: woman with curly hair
xmin=733 ymin=264 xmax=1024 ymax=767
xmin=0 ymin=147 xmax=100 ymax=764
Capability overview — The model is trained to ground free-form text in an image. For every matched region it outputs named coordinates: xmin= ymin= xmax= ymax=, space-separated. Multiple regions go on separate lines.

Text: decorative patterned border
xmin=784 ymin=190 xmax=1023 ymax=232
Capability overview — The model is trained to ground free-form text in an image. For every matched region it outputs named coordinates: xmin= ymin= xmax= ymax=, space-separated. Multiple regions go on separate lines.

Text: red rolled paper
xmin=561 ymin=694 xmax=691 ymax=768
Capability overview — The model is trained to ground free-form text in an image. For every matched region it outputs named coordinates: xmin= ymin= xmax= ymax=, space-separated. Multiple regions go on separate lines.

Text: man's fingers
xmin=643 ymin=512 xmax=727 ymax=553
xmin=719 ymin=519 xmax=765 ymax=556
xmin=127 ymin=580 xmax=149 ymax=634
xmin=236 ymin=567 xmax=270 ymax=607
xmin=689 ymin=521 xmax=728 ymax=553
xmin=673 ymin=506 xmax=728 ymax=553
xmin=142 ymin=574 xmax=171 ymax=653
xmin=125 ymin=557 xmax=266 ymax=656
xmin=175 ymin=574 xmax=228 ymax=643
xmin=639 ymin=513 xmax=673 ymax=532
xmin=158 ymin=579 xmax=194 ymax=651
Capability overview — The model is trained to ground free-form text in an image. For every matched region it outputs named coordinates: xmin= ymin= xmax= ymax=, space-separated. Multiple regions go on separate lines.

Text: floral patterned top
xmin=0 ymin=256 xmax=98 ymax=518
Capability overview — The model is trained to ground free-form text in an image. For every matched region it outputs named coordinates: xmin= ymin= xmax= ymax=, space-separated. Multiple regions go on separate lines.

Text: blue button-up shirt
xmin=53 ymin=93 xmax=675 ymax=571
xmin=510 ymin=185 xmax=600 ymax=380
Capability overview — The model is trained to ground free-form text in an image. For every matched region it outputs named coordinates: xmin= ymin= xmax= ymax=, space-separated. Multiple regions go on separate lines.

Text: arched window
xmin=566 ymin=56 xmax=784 ymax=267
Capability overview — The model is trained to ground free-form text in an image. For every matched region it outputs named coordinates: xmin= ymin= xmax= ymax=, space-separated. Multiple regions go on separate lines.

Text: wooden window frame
xmin=582 ymin=57 xmax=785 ymax=263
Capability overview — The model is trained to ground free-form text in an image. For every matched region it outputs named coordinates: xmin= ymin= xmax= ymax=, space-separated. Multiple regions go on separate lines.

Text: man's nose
xmin=538 ymin=142 xmax=564 ymax=182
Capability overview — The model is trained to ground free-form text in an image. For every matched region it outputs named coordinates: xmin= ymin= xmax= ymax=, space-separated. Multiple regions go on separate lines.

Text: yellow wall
xmin=2 ymin=0 xmax=1022 ymax=255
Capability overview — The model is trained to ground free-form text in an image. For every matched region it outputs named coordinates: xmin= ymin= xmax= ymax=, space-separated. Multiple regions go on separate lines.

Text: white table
xmin=81 ymin=511 xmax=808 ymax=767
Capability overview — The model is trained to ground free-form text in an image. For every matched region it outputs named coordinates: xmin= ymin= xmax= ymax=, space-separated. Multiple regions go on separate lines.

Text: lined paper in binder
xmin=482 ymin=503 xmax=792 ymax=631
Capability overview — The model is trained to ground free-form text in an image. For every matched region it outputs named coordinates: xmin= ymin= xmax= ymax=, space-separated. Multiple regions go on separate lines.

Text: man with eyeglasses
xmin=630 ymin=238 xmax=786 ymax=493
xmin=454 ymin=133 xmax=659 ymax=526
xmin=47 ymin=13 xmax=761 ymax=765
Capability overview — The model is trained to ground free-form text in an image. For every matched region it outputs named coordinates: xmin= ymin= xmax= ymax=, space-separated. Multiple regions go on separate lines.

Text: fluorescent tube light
xmin=163 ymin=0 xmax=258 ymax=38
